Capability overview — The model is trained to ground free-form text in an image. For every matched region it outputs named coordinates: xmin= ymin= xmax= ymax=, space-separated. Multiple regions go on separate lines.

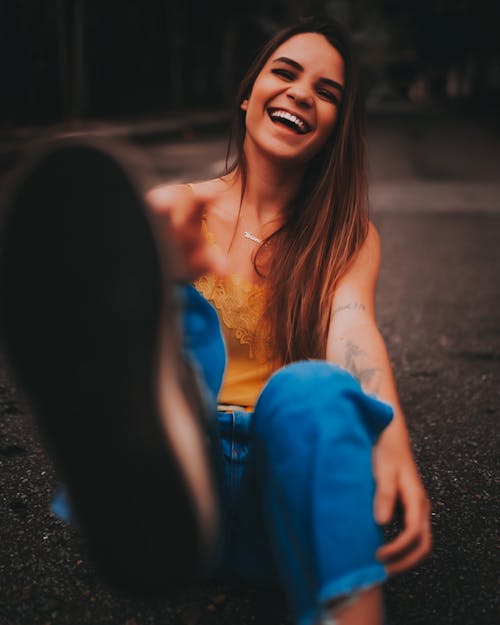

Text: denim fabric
xmin=52 ymin=285 xmax=394 ymax=625
xmin=179 ymin=284 xmax=226 ymax=404
xmin=228 ymin=362 xmax=394 ymax=625
xmin=214 ymin=408 xmax=281 ymax=585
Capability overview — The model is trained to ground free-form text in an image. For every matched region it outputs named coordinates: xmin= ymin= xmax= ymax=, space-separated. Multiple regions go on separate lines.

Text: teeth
xmin=269 ymin=109 xmax=308 ymax=133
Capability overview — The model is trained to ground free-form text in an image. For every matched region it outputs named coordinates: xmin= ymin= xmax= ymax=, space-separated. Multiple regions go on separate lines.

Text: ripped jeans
xmin=53 ymin=286 xmax=393 ymax=625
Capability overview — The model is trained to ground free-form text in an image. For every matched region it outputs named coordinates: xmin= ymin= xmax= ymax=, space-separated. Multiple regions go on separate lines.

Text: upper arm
xmin=327 ymin=221 xmax=381 ymax=342
xmin=326 ymin=224 xmax=401 ymax=399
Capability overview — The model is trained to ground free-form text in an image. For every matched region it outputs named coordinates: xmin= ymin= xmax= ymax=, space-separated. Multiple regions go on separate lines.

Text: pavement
xmin=0 ymin=107 xmax=499 ymax=625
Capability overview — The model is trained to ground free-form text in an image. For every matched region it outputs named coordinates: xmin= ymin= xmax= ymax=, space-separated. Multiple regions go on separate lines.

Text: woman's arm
xmin=146 ymin=183 xmax=227 ymax=280
xmin=327 ymin=222 xmax=431 ymax=574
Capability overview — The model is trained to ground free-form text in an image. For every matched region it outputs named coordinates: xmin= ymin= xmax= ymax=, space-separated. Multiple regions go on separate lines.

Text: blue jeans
xmin=53 ymin=286 xmax=394 ymax=625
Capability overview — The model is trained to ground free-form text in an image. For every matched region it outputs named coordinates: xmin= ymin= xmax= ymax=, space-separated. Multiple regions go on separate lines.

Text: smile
xmin=267 ymin=108 xmax=311 ymax=134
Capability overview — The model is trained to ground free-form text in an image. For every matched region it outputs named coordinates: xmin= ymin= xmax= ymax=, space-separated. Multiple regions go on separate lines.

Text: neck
xmin=235 ymin=138 xmax=305 ymax=225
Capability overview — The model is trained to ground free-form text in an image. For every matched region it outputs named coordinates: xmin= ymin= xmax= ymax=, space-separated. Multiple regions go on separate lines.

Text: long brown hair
xmin=226 ymin=16 xmax=369 ymax=363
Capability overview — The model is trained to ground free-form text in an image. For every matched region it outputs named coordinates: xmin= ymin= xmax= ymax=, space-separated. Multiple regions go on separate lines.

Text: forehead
xmin=268 ymin=32 xmax=345 ymax=83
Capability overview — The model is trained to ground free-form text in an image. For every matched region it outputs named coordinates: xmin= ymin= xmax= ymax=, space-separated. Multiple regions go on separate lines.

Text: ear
xmin=240 ymin=98 xmax=248 ymax=111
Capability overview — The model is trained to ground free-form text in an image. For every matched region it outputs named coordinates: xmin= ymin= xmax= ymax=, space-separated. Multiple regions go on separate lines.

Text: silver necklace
xmin=240 ymin=213 xmax=263 ymax=244
xmin=240 ymin=210 xmax=277 ymax=245
xmin=243 ymin=231 xmax=263 ymax=244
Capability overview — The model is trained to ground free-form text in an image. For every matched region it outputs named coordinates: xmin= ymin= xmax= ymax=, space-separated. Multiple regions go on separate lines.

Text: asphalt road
xmin=0 ymin=110 xmax=498 ymax=625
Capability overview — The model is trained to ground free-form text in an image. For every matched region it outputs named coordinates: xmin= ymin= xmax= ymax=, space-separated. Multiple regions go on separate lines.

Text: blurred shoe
xmin=0 ymin=139 xmax=220 ymax=594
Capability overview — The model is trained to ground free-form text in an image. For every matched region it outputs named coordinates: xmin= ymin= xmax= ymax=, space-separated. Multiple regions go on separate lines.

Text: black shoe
xmin=0 ymin=139 xmax=220 ymax=595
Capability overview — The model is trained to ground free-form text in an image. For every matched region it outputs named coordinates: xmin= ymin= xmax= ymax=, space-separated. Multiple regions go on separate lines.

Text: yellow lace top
xmin=193 ymin=225 xmax=280 ymax=409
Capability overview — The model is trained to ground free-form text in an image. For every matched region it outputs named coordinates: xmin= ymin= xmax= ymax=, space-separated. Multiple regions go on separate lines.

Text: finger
xmin=384 ymin=524 xmax=432 ymax=575
xmin=377 ymin=491 xmax=429 ymax=560
xmin=377 ymin=491 xmax=425 ymax=560
xmin=162 ymin=188 xmax=206 ymax=231
xmin=373 ymin=474 xmax=397 ymax=525
xmin=181 ymin=190 xmax=214 ymax=231
xmin=184 ymin=196 xmax=206 ymax=226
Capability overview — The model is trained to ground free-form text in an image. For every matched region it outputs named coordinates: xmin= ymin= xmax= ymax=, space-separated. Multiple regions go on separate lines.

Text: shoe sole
xmin=0 ymin=140 xmax=219 ymax=594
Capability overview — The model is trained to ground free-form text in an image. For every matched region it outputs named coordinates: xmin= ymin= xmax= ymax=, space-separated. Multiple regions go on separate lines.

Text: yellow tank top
xmin=193 ymin=225 xmax=280 ymax=409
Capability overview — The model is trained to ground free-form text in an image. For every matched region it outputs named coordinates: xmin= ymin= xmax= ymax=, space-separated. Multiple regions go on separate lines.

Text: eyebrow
xmin=272 ymin=56 xmax=344 ymax=92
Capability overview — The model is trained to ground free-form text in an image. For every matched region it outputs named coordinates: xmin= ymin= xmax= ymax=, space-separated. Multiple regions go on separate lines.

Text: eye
xmin=271 ymin=68 xmax=295 ymax=81
xmin=317 ymin=88 xmax=339 ymax=104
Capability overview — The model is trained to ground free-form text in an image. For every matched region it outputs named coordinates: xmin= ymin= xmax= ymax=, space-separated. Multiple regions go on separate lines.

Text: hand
xmin=373 ymin=437 xmax=432 ymax=574
xmin=147 ymin=184 xmax=227 ymax=281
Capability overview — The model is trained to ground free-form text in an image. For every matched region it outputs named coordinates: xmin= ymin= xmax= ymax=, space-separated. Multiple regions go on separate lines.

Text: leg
xmin=0 ymin=140 xmax=223 ymax=594
xmin=323 ymin=586 xmax=383 ymax=625
xmin=180 ymin=283 xmax=226 ymax=406
xmin=250 ymin=361 xmax=393 ymax=625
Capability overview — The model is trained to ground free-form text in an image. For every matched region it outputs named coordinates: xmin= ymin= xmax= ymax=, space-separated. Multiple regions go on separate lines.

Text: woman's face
xmin=242 ymin=32 xmax=345 ymax=165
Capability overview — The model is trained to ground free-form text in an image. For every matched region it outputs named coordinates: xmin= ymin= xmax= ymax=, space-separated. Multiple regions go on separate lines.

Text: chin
xmin=255 ymin=134 xmax=319 ymax=164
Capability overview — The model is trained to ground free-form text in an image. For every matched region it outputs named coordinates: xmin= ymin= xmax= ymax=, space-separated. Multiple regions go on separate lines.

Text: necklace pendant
xmin=244 ymin=231 xmax=262 ymax=244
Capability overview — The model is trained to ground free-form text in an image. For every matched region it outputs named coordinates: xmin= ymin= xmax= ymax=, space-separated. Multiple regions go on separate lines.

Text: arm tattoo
xmin=344 ymin=340 xmax=382 ymax=395
xmin=332 ymin=301 xmax=366 ymax=317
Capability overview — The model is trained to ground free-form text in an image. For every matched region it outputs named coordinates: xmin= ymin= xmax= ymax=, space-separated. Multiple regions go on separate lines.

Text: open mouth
xmin=267 ymin=108 xmax=311 ymax=134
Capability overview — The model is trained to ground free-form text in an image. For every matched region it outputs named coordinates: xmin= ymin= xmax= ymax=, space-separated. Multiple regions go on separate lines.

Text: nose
xmin=286 ymin=83 xmax=313 ymax=108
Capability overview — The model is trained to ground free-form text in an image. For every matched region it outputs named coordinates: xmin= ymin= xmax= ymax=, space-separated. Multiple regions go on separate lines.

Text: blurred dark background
xmin=1 ymin=0 xmax=500 ymax=127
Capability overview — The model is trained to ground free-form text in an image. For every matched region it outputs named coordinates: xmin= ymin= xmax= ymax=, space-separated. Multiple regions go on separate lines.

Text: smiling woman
xmin=0 ymin=14 xmax=431 ymax=625
xmin=241 ymin=34 xmax=344 ymax=163
xmin=223 ymin=23 xmax=366 ymax=362
xmin=148 ymin=16 xmax=430 ymax=625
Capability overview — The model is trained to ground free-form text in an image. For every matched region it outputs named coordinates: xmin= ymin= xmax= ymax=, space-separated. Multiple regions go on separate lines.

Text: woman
xmin=0 ymin=15 xmax=430 ymax=625
xmin=147 ymin=15 xmax=431 ymax=625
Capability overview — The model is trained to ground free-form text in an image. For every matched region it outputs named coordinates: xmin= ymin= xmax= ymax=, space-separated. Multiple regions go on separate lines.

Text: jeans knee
xmin=256 ymin=360 xmax=358 ymax=418
xmin=254 ymin=360 xmax=393 ymax=445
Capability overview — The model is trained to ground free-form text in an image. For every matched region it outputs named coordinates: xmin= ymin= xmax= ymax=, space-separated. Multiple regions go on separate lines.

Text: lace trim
xmin=194 ymin=273 xmax=272 ymax=363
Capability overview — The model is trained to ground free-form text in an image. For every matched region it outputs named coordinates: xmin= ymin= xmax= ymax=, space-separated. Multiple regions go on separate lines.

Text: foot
xmin=0 ymin=139 xmax=220 ymax=595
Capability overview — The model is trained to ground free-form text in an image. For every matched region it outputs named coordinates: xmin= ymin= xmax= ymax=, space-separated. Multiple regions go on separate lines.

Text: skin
xmin=327 ymin=224 xmax=432 ymax=577
xmin=148 ymin=32 xmax=431 ymax=624
xmin=241 ymin=32 xmax=345 ymax=165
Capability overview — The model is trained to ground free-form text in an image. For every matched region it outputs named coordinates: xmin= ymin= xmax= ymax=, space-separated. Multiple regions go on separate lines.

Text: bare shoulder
xmin=357 ymin=221 xmax=381 ymax=266
xmin=339 ymin=221 xmax=381 ymax=286
xmin=330 ymin=221 xmax=382 ymax=326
